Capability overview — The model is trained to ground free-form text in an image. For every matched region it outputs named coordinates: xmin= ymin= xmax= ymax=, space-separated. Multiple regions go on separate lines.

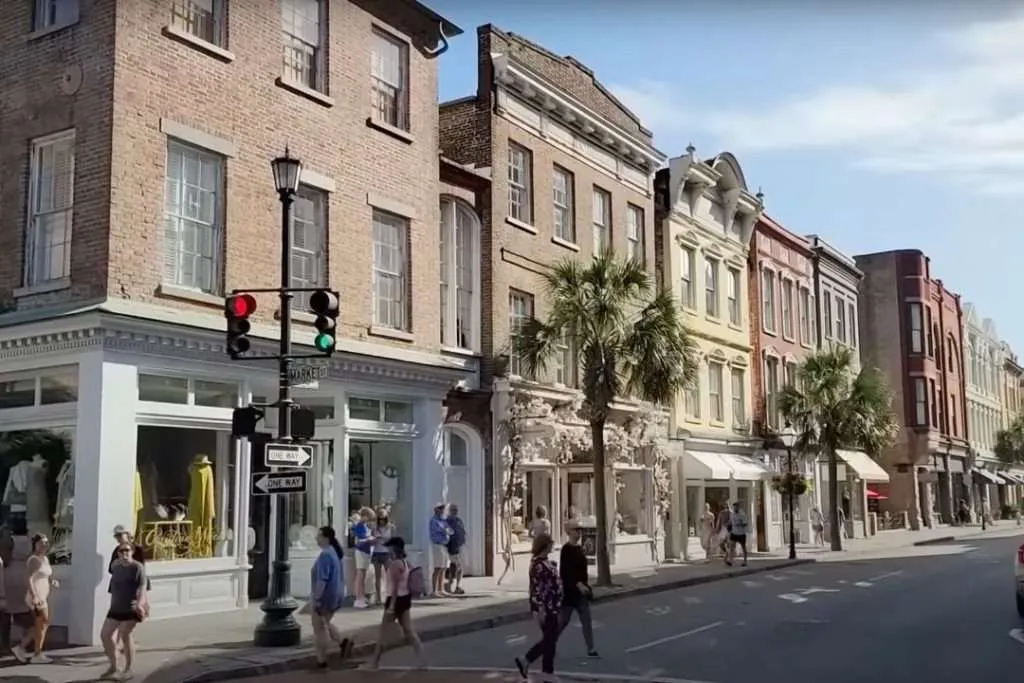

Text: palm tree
xmin=516 ymin=251 xmax=698 ymax=585
xmin=778 ymin=346 xmax=898 ymax=551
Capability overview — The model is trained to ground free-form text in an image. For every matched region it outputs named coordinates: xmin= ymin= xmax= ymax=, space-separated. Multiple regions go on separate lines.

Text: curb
xmin=178 ymin=558 xmax=814 ymax=683
xmin=912 ymin=535 xmax=956 ymax=546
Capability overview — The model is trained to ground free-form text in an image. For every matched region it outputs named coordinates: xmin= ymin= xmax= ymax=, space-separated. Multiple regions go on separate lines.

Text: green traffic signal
xmin=314 ymin=333 xmax=335 ymax=352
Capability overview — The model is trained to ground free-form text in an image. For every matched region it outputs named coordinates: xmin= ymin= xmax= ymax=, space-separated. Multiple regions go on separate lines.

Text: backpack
xmin=406 ymin=564 xmax=426 ymax=598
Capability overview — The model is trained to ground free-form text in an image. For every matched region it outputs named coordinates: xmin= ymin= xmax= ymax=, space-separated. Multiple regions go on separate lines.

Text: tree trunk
xmin=827 ymin=447 xmax=843 ymax=551
xmin=591 ymin=418 xmax=613 ymax=586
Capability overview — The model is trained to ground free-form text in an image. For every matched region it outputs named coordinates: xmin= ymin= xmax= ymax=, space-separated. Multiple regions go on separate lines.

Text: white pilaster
xmin=71 ymin=353 xmax=138 ymax=645
xmin=414 ymin=397 xmax=446 ymax=567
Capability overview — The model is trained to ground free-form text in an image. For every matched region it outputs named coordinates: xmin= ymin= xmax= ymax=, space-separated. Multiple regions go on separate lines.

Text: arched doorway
xmin=440 ymin=424 xmax=485 ymax=576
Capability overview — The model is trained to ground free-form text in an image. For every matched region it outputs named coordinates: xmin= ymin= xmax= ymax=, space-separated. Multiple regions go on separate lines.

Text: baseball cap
xmin=112 ymin=525 xmax=129 ymax=536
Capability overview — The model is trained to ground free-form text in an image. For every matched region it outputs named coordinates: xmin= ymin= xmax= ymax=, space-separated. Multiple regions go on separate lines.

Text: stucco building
xmin=653 ymin=147 xmax=769 ymax=560
xmin=999 ymin=345 xmax=1024 ymax=507
xmin=439 ymin=25 xmax=667 ymax=576
xmin=0 ymin=0 xmax=481 ymax=646
xmin=856 ymin=250 xmax=970 ymax=529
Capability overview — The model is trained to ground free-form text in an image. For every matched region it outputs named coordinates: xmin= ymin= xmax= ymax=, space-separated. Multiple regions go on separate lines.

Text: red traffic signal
xmin=225 ymin=294 xmax=257 ymax=359
xmin=227 ymin=294 xmax=257 ymax=318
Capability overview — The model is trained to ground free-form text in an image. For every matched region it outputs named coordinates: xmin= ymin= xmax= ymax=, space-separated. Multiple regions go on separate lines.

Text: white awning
xmin=974 ymin=469 xmax=1001 ymax=485
xmin=836 ymin=450 xmax=890 ymax=483
xmin=684 ymin=451 xmax=769 ymax=482
xmin=1010 ymin=470 xmax=1024 ymax=485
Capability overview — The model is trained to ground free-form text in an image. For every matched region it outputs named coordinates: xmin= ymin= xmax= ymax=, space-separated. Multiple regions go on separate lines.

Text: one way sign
xmin=264 ymin=443 xmax=313 ymax=469
xmin=251 ymin=470 xmax=309 ymax=496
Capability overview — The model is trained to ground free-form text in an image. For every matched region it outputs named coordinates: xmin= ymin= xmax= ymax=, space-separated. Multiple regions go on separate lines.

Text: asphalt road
xmin=370 ymin=534 xmax=1024 ymax=683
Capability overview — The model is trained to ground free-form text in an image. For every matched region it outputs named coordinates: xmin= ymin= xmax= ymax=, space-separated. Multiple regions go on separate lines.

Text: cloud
xmin=611 ymin=10 xmax=1024 ymax=188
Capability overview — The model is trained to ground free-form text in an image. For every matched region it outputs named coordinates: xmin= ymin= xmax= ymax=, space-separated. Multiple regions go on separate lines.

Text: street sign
xmin=289 ymin=362 xmax=328 ymax=388
xmin=251 ymin=470 xmax=308 ymax=496
xmin=264 ymin=443 xmax=313 ymax=468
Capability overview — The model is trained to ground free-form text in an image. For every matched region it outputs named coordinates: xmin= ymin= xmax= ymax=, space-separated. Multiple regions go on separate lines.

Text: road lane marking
xmin=798 ymin=587 xmax=840 ymax=595
xmin=624 ymin=621 xmax=725 ymax=653
xmin=375 ymin=666 xmax=716 ymax=682
xmin=868 ymin=570 xmax=904 ymax=582
xmin=854 ymin=581 xmax=873 ymax=588
xmin=837 ymin=580 xmax=848 ymax=584
xmin=741 ymin=580 xmax=761 ymax=588
xmin=1010 ymin=628 xmax=1024 ymax=647
xmin=683 ymin=596 xmax=702 ymax=604
xmin=765 ymin=574 xmax=788 ymax=581
xmin=778 ymin=593 xmax=809 ymax=603
xmin=645 ymin=606 xmax=672 ymax=616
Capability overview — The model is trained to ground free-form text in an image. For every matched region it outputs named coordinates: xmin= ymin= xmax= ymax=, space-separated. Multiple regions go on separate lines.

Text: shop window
xmin=139 ymin=374 xmax=239 ymax=407
xmin=566 ymin=471 xmax=593 ymax=519
xmin=685 ymin=485 xmax=702 ymax=537
xmin=616 ymin=470 xmax=652 ymax=536
xmin=0 ymin=428 xmax=74 ymax=565
xmin=347 ymin=397 xmax=413 ymax=424
xmin=288 ymin=440 xmax=335 ymax=549
xmin=194 ymin=379 xmax=238 ymax=408
xmin=40 ymin=371 xmax=77 ymax=404
xmin=138 ymin=375 xmax=189 ymax=404
xmin=0 ymin=378 xmax=36 ymax=409
xmin=347 ymin=440 xmax=413 ymax=541
xmin=521 ymin=470 xmax=553 ymax=541
xmin=0 ymin=368 xmax=79 ymax=409
xmin=135 ymin=426 xmax=236 ymax=561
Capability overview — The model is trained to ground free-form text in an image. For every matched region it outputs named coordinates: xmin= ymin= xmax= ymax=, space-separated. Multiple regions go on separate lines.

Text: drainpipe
xmin=935 ymin=290 xmax=953 ymax=524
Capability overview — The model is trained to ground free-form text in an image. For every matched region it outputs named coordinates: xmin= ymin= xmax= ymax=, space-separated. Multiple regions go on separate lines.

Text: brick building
xmin=439 ymin=25 xmax=666 ymax=576
xmin=856 ymin=250 xmax=970 ymax=529
xmin=0 ymin=0 xmax=481 ymax=645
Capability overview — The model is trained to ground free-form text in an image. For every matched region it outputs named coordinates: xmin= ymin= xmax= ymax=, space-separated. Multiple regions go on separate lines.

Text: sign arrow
xmin=250 ymin=470 xmax=308 ymax=496
xmin=264 ymin=443 xmax=313 ymax=469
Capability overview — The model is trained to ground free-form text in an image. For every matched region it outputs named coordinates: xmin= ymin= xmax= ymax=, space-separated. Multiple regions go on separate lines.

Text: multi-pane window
xmin=731 ymin=368 xmax=745 ymax=426
xmin=627 ymin=204 xmax=644 ymax=263
xmin=508 ymin=290 xmax=534 ymax=378
xmin=835 ymin=296 xmax=847 ymax=343
xmin=507 ymin=143 xmax=532 ymax=223
xmin=705 ymin=258 xmax=719 ymax=317
xmin=281 ymin=0 xmax=323 ymax=91
xmin=708 ymin=361 xmax=724 ymax=423
xmin=164 ymin=141 xmax=222 ymax=294
xmin=33 ymin=0 xmax=77 ymax=31
xmin=170 ymin=0 xmax=224 ymax=46
xmin=929 ymin=379 xmax=938 ymax=426
xmin=727 ymin=268 xmax=741 ymax=325
xmin=784 ymin=361 xmax=798 ymax=388
xmin=592 ymin=187 xmax=610 ymax=252
xmin=909 ymin=303 xmax=924 ymax=353
xmin=371 ymin=209 xmax=409 ymax=331
xmin=764 ymin=356 xmax=780 ymax=428
xmin=849 ymin=302 xmax=858 ymax=348
xmin=680 ymin=247 xmax=696 ymax=309
xmin=914 ymin=378 xmax=927 ymax=426
xmin=684 ymin=373 xmax=700 ymax=419
xmin=290 ymin=186 xmax=327 ymax=310
xmin=925 ymin=308 xmax=934 ymax=356
xmin=781 ymin=279 xmax=794 ymax=339
xmin=26 ymin=130 xmax=75 ymax=287
xmin=440 ymin=199 xmax=479 ymax=350
xmin=552 ymin=166 xmax=574 ymax=242
xmin=553 ymin=333 xmax=575 ymax=387
xmin=823 ymin=291 xmax=833 ymax=338
xmin=761 ymin=270 xmax=776 ymax=332
xmin=950 ymin=395 xmax=958 ymax=436
xmin=798 ymin=288 xmax=811 ymax=344
xmin=371 ymin=29 xmax=408 ymax=130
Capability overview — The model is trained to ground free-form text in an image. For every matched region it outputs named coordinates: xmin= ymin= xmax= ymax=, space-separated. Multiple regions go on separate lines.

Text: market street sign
xmin=250 ymin=471 xmax=308 ymax=496
xmin=264 ymin=443 xmax=313 ymax=469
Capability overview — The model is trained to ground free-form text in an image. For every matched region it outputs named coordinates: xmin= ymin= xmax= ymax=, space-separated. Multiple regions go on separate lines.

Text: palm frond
xmin=621 ymin=289 xmax=698 ymax=405
xmin=516 ymin=316 xmax=561 ymax=380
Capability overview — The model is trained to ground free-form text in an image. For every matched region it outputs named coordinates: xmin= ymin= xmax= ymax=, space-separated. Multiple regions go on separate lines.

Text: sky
xmin=428 ymin=0 xmax=1024 ymax=354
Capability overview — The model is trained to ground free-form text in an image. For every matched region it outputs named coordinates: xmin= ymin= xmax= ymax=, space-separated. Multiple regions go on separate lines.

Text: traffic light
xmin=225 ymin=293 xmax=257 ymax=359
xmin=308 ymin=289 xmax=340 ymax=355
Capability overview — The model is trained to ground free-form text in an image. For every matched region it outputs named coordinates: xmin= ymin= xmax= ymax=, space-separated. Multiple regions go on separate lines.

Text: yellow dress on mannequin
xmin=188 ymin=455 xmax=215 ymax=557
xmin=133 ymin=470 xmax=144 ymax=536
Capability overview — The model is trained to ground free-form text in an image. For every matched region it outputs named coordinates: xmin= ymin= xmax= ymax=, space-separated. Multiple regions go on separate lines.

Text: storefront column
xmin=414 ymin=398 xmax=446 ymax=571
xmin=71 ymin=353 xmax=138 ymax=645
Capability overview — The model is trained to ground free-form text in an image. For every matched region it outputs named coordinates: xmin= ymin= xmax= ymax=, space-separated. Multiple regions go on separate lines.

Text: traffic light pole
xmin=253 ymin=189 xmax=301 ymax=648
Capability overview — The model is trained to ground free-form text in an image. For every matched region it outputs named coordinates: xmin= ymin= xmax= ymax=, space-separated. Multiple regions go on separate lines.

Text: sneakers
xmin=31 ymin=654 xmax=53 ymax=664
xmin=352 ymin=599 xmax=368 ymax=609
xmin=11 ymin=644 xmax=29 ymax=663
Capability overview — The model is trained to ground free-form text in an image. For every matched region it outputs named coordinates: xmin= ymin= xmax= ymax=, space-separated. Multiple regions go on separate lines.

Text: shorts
xmin=106 ymin=610 xmax=142 ymax=623
xmin=10 ymin=612 xmax=34 ymax=629
xmin=385 ymin=594 xmax=412 ymax=620
xmin=354 ymin=551 xmax=372 ymax=571
xmin=448 ymin=552 xmax=462 ymax=570
xmin=431 ymin=544 xmax=449 ymax=568
xmin=730 ymin=534 xmax=747 ymax=545
xmin=371 ymin=552 xmax=390 ymax=568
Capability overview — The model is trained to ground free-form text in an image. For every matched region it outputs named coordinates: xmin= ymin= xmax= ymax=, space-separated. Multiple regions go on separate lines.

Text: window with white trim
xmin=33 ymin=0 xmax=78 ymax=31
xmin=552 ymin=165 xmax=574 ymax=242
xmin=508 ymin=143 xmax=532 ymax=223
xmin=281 ymin=0 xmax=324 ymax=91
xmin=509 ymin=290 xmax=534 ymax=378
xmin=848 ymin=301 xmax=858 ymax=348
xmin=705 ymin=257 xmax=719 ymax=317
xmin=290 ymin=186 xmax=327 ymax=310
xmin=680 ymin=247 xmax=696 ymax=309
xmin=914 ymin=378 xmax=927 ymax=426
xmin=764 ymin=355 xmax=780 ymax=429
xmin=835 ymin=295 xmax=847 ymax=343
xmin=553 ymin=332 xmax=576 ymax=387
xmin=731 ymin=367 xmax=745 ymax=426
xmin=440 ymin=198 xmax=479 ymax=350
xmin=684 ymin=372 xmax=700 ymax=419
xmin=761 ymin=269 xmax=776 ymax=332
xmin=708 ymin=361 xmax=724 ymax=423
xmin=798 ymin=287 xmax=811 ymax=344
xmin=627 ymin=204 xmax=644 ymax=264
xmin=164 ymin=140 xmax=223 ymax=294
xmin=25 ymin=130 xmax=75 ymax=287
xmin=170 ymin=0 xmax=225 ymax=46
xmin=909 ymin=303 xmax=924 ymax=354
xmin=592 ymin=186 xmax=611 ymax=252
xmin=371 ymin=28 xmax=409 ymax=130
xmin=781 ymin=279 xmax=794 ymax=339
xmin=372 ymin=209 xmax=409 ymax=331
xmin=823 ymin=291 xmax=833 ymax=338
xmin=727 ymin=268 xmax=741 ymax=325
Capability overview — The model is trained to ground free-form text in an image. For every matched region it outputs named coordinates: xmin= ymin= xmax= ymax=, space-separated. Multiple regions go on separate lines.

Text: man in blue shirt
xmin=428 ymin=503 xmax=451 ymax=597
xmin=444 ymin=504 xmax=467 ymax=594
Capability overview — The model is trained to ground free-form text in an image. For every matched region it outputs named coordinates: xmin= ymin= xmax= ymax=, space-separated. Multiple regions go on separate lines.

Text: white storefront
xmin=0 ymin=301 xmax=482 ymax=646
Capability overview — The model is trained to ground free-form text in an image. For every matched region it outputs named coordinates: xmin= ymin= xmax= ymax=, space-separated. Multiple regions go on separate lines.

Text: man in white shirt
xmin=728 ymin=502 xmax=750 ymax=567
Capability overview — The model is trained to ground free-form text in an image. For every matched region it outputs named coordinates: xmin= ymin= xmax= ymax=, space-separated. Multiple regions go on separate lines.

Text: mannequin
xmin=133 ymin=469 xmax=144 ymax=533
xmin=3 ymin=456 xmax=51 ymax=538
xmin=51 ymin=459 xmax=75 ymax=561
xmin=322 ymin=472 xmax=335 ymax=526
xmin=378 ymin=466 xmax=399 ymax=506
xmin=188 ymin=454 xmax=215 ymax=557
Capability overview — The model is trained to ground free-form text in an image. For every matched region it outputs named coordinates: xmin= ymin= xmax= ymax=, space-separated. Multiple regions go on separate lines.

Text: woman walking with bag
xmin=515 ymin=533 xmax=563 ymax=680
xmin=365 ymin=536 xmax=424 ymax=670
xmin=309 ymin=527 xmax=352 ymax=669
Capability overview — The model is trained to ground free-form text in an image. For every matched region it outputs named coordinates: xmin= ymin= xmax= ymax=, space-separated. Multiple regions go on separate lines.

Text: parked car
xmin=1016 ymin=541 xmax=1024 ymax=617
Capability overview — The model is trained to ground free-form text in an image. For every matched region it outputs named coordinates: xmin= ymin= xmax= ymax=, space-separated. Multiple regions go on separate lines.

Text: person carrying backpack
xmin=364 ymin=537 xmax=425 ymax=670
xmin=444 ymin=504 xmax=467 ymax=595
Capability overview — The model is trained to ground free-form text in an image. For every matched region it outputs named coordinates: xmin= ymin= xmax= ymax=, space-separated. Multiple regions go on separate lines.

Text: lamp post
xmin=254 ymin=149 xmax=303 ymax=647
xmin=780 ymin=423 xmax=799 ymax=560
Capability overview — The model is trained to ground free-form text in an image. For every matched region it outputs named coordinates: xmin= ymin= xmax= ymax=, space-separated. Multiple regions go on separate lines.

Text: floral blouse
xmin=529 ymin=555 xmax=563 ymax=614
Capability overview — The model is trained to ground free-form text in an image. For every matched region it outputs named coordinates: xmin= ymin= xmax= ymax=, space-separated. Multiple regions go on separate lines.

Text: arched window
xmin=439 ymin=198 xmax=480 ymax=351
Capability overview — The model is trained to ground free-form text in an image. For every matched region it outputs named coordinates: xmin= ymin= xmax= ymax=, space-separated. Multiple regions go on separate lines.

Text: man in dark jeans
xmin=558 ymin=521 xmax=598 ymax=657
xmin=444 ymin=504 xmax=467 ymax=594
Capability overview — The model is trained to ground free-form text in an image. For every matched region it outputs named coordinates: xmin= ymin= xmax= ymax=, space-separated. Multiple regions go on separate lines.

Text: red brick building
xmin=856 ymin=250 xmax=970 ymax=528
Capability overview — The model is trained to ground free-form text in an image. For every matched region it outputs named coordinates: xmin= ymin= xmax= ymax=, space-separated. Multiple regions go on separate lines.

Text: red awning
xmin=866 ymin=489 xmax=888 ymax=500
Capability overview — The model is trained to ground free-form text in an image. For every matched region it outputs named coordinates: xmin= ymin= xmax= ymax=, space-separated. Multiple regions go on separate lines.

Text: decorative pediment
xmin=708 ymin=348 xmax=727 ymax=362
xmin=675 ymin=230 xmax=701 ymax=249
xmin=726 ymin=256 xmax=746 ymax=270
xmin=730 ymin=354 xmax=749 ymax=367
xmin=764 ymin=346 xmax=781 ymax=358
xmin=703 ymin=243 xmax=725 ymax=259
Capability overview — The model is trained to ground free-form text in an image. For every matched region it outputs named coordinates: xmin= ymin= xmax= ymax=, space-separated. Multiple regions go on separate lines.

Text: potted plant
xmin=770 ymin=472 xmax=809 ymax=497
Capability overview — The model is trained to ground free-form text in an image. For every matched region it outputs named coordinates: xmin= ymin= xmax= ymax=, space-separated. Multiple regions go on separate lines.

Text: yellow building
xmin=999 ymin=343 xmax=1024 ymax=506
xmin=654 ymin=147 xmax=768 ymax=560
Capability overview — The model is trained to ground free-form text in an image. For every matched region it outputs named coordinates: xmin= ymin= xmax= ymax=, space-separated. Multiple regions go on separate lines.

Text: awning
xmin=974 ymin=469 xmax=1001 ymax=485
xmin=1009 ymin=471 xmax=1024 ymax=484
xmin=993 ymin=472 xmax=1014 ymax=486
xmin=836 ymin=450 xmax=890 ymax=483
xmin=866 ymin=489 xmax=888 ymax=500
xmin=684 ymin=451 xmax=769 ymax=482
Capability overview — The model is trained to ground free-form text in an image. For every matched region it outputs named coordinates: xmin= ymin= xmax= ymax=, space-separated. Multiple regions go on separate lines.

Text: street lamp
xmin=254 ymin=149 xmax=303 ymax=647
xmin=779 ymin=422 xmax=799 ymax=560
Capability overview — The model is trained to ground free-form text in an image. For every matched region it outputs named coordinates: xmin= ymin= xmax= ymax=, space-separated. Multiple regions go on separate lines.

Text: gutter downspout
xmin=935 ymin=293 xmax=953 ymax=524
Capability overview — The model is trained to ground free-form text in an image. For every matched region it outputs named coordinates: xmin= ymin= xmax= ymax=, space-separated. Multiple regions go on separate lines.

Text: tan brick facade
xmin=1 ymin=1 xmax=455 ymax=358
